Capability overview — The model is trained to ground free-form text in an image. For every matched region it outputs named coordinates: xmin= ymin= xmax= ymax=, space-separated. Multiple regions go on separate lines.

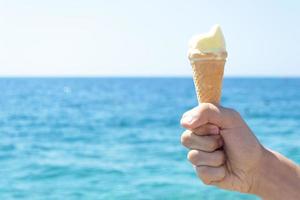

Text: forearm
xmin=252 ymin=148 xmax=300 ymax=200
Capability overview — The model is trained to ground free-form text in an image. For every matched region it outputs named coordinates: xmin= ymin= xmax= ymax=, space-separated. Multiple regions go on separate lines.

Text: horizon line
xmin=0 ymin=75 xmax=300 ymax=78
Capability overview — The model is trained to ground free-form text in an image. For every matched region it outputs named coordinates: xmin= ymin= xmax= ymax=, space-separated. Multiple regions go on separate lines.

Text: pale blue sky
xmin=0 ymin=0 xmax=300 ymax=76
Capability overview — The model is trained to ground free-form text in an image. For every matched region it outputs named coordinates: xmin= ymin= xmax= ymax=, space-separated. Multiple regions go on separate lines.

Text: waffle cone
xmin=190 ymin=59 xmax=225 ymax=104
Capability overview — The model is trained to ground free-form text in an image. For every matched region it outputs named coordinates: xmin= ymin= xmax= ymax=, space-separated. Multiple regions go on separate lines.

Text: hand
xmin=180 ymin=103 xmax=300 ymax=199
xmin=180 ymin=103 xmax=265 ymax=193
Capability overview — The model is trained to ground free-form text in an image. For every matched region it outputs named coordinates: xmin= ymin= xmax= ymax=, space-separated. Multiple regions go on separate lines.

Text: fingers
xmin=195 ymin=165 xmax=226 ymax=185
xmin=188 ymin=150 xmax=225 ymax=167
xmin=181 ymin=130 xmax=223 ymax=152
xmin=193 ymin=124 xmax=219 ymax=135
xmin=180 ymin=103 xmax=241 ymax=130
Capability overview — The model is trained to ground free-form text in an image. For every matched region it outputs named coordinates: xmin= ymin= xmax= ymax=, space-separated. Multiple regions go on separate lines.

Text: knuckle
xmin=180 ymin=110 xmax=193 ymax=126
xmin=187 ymin=150 xmax=199 ymax=164
xmin=181 ymin=130 xmax=192 ymax=147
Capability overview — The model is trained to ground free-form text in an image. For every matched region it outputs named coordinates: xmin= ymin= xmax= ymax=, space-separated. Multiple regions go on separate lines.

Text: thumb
xmin=180 ymin=103 xmax=239 ymax=130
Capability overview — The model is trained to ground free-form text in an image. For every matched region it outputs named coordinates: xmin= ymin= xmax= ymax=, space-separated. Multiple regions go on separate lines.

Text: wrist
xmin=251 ymin=148 xmax=300 ymax=200
xmin=250 ymin=148 xmax=274 ymax=198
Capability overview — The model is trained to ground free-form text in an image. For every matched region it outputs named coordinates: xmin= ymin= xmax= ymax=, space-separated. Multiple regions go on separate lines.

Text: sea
xmin=0 ymin=78 xmax=299 ymax=200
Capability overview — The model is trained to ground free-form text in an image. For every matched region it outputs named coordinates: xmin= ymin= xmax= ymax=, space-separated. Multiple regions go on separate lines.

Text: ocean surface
xmin=0 ymin=78 xmax=299 ymax=200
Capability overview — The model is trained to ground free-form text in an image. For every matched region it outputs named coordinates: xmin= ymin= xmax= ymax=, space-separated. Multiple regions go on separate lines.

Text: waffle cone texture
xmin=191 ymin=59 xmax=225 ymax=104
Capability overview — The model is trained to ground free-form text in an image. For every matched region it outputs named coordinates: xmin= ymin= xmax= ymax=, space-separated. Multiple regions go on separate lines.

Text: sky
xmin=0 ymin=0 xmax=300 ymax=77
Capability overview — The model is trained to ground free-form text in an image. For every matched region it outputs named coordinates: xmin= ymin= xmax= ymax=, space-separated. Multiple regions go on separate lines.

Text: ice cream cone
xmin=188 ymin=25 xmax=227 ymax=105
xmin=190 ymin=54 xmax=226 ymax=104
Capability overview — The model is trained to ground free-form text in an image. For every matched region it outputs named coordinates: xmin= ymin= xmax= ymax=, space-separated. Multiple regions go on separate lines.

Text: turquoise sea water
xmin=0 ymin=78 xmax=299 ymax=200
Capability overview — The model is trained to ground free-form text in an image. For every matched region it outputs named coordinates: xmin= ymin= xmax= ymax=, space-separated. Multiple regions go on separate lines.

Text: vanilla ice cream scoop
xmin=188 ymin=25 xmax=227 ymax=60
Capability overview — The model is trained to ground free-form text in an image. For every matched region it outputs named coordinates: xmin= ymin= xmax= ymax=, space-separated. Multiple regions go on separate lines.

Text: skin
xmin=180 ymin=103 xmax=300 ymax=199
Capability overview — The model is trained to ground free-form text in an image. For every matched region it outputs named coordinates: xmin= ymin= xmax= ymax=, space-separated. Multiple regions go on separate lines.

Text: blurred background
xmin=0 ymin=0 xmax=300 ymax=199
